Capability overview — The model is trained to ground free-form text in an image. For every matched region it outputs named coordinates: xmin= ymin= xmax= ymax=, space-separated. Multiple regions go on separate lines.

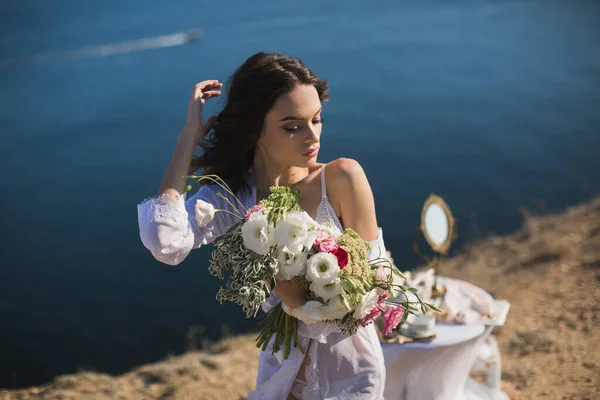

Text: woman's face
xmin=258 ymin=84 xmax=323 ymax=168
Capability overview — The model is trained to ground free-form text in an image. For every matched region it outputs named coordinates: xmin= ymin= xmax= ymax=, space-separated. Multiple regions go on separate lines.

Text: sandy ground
xmin=2 ymin=196 xmax=599 ymax=400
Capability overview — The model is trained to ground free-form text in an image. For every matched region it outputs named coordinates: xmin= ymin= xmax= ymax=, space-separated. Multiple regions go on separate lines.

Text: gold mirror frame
xmin=420 ymin=194 xmax=455 ymax=256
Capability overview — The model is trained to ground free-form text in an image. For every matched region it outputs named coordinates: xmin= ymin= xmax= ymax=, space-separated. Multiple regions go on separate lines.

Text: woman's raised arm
xmin=137 ymin=81 xmax=233 ymax=266
xmin=158 ymin=80 xmax=222 ymax=200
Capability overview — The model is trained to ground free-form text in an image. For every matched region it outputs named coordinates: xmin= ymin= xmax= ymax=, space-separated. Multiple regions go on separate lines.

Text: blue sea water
xmin=0 ymin=0 xmax=599 ymax=388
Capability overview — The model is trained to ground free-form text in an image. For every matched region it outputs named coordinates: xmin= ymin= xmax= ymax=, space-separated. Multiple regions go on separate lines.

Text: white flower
xmin=276 ymin=211 xmax=318 ymax=250
xmin=275 ymin=245 xmax=308 ymax=280
xmin=284 ymin=301 xmax=326 ymax=324
xmin=283 ymin=296 xmax=349 ymax=324
xmin=194 ymin=199 xmax=215 ymax=227
xmin=323 ymin=295 xmax=351 ymax=320
xmin=306 ymin=252 xmax=340 ymax=284
xmin=241 ymin=213 xmax=275 ymax=255
xmin=353 ymin=289 xmax=380 ymax=320
xmin=310 ymin=278 xmax=343 ymax=301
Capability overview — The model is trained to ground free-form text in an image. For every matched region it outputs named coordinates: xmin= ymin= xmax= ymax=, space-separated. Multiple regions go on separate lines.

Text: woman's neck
xmin=252 ymin=153 xmax=310 ymax=201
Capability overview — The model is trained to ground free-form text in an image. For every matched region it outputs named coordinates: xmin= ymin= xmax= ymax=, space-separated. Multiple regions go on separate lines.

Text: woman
xmin=137 ymin=52 xmax=388 ymax=399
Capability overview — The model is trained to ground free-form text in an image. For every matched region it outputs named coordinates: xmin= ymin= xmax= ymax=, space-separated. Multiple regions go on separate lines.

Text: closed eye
xmin=283 ymin=118 xmax=325 ymax=133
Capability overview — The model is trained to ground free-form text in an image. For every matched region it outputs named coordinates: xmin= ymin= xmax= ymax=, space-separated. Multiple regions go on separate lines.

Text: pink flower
xmin=314 ymin=227 xmax=328 ymax=241
xmin=375 ymin=265 xmax=388 ymax=282
xmin=359 ymin=297 xmax=387 ymax=327
xmin=312 ymin=229 xmax=339 ymax=253
xmin=382 ymin=306 xmax=405 ymax=336
xmin=359 ymin=305 xmax=382 ymax=328
xmin=375 ymin=265 xmax=389 ymax=297
xmin=245 ymin=205 xmax=265 ymax=222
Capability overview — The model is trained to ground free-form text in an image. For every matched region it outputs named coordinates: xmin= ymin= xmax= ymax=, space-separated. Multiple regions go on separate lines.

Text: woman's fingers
xmin=191 ymin=80 xmax=222 ymax=100
xmin=201 ymin=90 xmax=221 ymax=100
xmin=194 ymin=79 xmax=220 ymax=91
xmin=184 ymin=80 xmax=222 ymax=138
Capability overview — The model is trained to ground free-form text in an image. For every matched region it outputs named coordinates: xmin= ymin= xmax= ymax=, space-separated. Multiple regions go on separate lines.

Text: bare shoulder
xmin=326 ymin=158 xmax=378 ymax=240
xmin=326 ymin=158 xmax=371 ymax=191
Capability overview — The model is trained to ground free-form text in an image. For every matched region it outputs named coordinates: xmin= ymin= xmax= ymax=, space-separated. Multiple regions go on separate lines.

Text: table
xmin=381 ymin=278 xmax=510 ymax=400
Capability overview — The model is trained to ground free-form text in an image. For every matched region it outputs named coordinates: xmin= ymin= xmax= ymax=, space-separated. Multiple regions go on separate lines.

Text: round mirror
xmin=420 ymin=194 xmax=455 ymax=255
xmin=424 ymin=204 xmax=448 ymax=245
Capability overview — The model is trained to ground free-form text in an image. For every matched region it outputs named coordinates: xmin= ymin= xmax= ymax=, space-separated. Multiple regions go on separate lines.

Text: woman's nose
xmin=304 ymin=124 xmax=320 ymax=143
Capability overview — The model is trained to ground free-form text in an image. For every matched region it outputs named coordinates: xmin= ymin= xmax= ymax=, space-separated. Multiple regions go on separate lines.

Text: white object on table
xmin=400 ymin=313 xmax=437 ymax=338
xmin=382 ymin=277 xmax=510 ymax=400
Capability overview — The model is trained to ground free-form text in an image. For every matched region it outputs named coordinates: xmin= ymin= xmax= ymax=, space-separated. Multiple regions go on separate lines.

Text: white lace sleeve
xmin=137 ymin=185 xmax=243 ymax=266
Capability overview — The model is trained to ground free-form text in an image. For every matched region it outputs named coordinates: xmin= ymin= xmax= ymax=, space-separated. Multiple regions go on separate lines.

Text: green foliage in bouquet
xmin=338 ymin=314 xmax=362 ymax=337
xmin=209 ymin=223 xmax=278 ymax=318
xmin=337 ymin=229 xmax=374 ymax=307
xmin=258 ymin=186 xmax=302 ymax=226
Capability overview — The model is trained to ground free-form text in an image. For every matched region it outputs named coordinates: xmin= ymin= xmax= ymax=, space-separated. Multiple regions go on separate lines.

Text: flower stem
xmin=273 ymin=306 xmax=284 ymax=354
xmin=284 ymin=312 xmax=291 ymax=359
xmin=213 ymin=208 xmax=245 ymax=220
xmin=186 ymin=174 xmax=248 ymax=213
xmin=293 ymin=317 xmax=305 ymax=354
xmin=215 ymin=193 xmax=246 ymax=219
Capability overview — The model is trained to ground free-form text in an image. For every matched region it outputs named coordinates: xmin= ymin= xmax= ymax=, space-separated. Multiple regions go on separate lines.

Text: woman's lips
xmin=304 ymin=147 xmax=319 ymax=157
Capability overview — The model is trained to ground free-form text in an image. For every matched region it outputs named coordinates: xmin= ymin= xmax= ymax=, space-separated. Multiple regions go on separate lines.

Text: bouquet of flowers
xmin=184 ymin=175 xmax=439 ymax=359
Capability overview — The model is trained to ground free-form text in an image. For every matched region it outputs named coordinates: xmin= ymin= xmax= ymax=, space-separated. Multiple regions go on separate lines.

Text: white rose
xmin=194 ymin=199 xmax=215 ymax=227
xmin=275 ymin=245 xmax=308 ymax=280
xmin=353 ymin=289 xmax=380 ymax=320
xmin=310 ymin=278 xmax=343 ymax=301
xmin=306 ymin=252 xmax=340 ymax=284
xmin=241 ymin=213 xmax=275 ymax=255
xmin=276 ymin=211 xmax=318 ymax=250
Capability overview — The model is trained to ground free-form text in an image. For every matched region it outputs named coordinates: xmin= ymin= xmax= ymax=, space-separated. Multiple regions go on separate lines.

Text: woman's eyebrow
xmin=279 ymin=107 xmax=323 ymax=122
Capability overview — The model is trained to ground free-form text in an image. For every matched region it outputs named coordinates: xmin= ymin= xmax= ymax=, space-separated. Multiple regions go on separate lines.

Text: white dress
xmin=137 ymin=165 xmax=387 ymax=399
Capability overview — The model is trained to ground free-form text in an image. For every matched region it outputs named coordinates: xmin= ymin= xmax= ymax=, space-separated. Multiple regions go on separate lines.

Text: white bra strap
xmin=320 ymin=164 xmax=328 ymax=199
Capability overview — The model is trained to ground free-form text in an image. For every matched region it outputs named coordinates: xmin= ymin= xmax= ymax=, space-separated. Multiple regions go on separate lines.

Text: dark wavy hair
xmin=190 ymin=52 xmax=329 ymax=195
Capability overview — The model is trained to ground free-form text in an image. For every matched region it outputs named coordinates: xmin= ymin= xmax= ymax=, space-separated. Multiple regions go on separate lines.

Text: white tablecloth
xmin=381 ymin=278 xmax=510 ymax=400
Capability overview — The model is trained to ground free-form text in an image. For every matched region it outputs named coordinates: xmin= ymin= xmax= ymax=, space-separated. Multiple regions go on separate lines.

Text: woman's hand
xmin=183 ymin=80 xmax=223 ymax=142
xmin=157 ymin=80 xmax=222 ymax=199
xmin=273 ymin=278 xmax=308 ymax=310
